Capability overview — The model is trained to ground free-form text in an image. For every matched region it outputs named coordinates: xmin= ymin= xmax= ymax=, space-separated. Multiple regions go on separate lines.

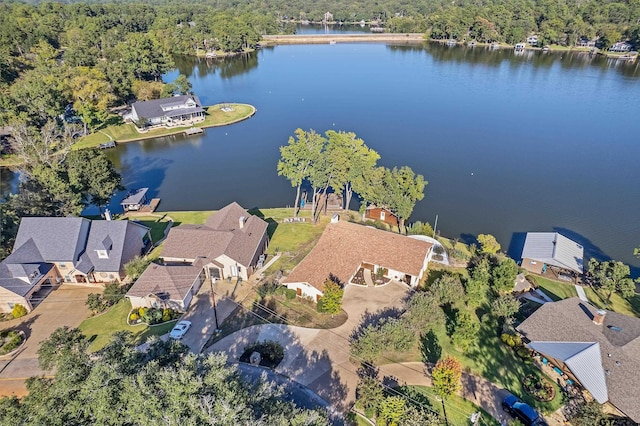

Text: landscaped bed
xmin=239 ymin=340 xmax=284 ymax=369
xmin=79 ymin=299 xmax=177 ymax=351
xmin=0 ymin=330 xmax=24 ymax=355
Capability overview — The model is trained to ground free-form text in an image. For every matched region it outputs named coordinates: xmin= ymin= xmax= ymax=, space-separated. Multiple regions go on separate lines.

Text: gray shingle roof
xmin=517 ymin=298 xmax=640 ymax=422
xmin=85 ymin=221 xmax=149 ymax=273
xmin=0 ymin=262 xmax=53 ymax=297
xmin=13 ymin=217 xmax=91 ymax=262
xmin=131 ymin=95 xmax=202 ymax=121
xmin=521 ymin=232 xmax=584 ymax=274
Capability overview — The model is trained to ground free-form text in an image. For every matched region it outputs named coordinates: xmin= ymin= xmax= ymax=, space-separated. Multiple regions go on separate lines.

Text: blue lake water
xmin=90 ymin=41 xmax=640 ymax=272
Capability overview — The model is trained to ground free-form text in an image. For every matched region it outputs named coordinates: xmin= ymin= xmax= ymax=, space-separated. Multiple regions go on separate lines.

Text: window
xmin=231 ymin=265 xmax=238 ymax=277
xmin=380 ymin=211 xmax=386 ymax=220
xmin=64 ymin=275 xmax=71 ymax=283
xmin=59 ymin=263 xmax=66 ymax=268
xmin=8 ymin=303 xmax=14 ymax=309
xmin=96 ymin=250 xmax=108 ymax=259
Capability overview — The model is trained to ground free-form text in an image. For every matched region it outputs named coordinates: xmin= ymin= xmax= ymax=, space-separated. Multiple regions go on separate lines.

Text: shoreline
xmin=102 ymin=104 xmax=257 ymax=146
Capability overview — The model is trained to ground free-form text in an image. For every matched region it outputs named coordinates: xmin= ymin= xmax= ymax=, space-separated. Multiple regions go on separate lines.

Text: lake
xmin=97 ymin=41 xmax=640 ymax=272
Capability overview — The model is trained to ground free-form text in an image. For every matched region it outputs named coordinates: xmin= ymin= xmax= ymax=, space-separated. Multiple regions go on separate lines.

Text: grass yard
xmin=380 ymin=301 xmax=563 ymax=415
xmin=79 ymin=299 xmax=177 ymax=351
xmin=124 ymin=215 xmax=171 ymax=243
xmin=404 ymin=386 xmax=500 ymax=426
xmin=73 ymin=104 xmax=255 ymax=150
xmin=529 ymin=275 xmax=577 ymax=301
xmin=584 ymin=286 xmax=640 ymax=317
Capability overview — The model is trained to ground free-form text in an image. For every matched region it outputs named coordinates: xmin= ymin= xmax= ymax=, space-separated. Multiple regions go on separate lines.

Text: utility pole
xmin=433 ymin=214 xmax=439 ymax=238
xmin=210 ymin=278 xmax=220 ymax=330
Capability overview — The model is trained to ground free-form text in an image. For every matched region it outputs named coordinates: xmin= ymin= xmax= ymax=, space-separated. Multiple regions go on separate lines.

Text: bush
xmin=129 ymin=312 xmax=139 ymax=322
xmin=501 ymin=333 xmax=522 ymax=348
xmin=11 ymin=304 xmax=28 ymax=319
xmin=138 ymin=307 xmax=147 ymax=317
xmin=162 ymin=308 xmax=172 ymax=322
xmin=285 ymin=289 xmax=297 ymax=300
xmin=240 ymin=340 xmax=285 ymax=368
xmin=0 ymin=330 xmax=23 ymax=355
xmin=86 ymin=293 xmax=104 ymax=313
xmin=102 ymin=282 xmax=127 ymax=307
xmin=516 ymin=347 xmax=531 ymax=359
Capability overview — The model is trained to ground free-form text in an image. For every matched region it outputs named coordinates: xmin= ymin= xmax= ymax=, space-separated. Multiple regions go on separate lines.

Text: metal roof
xmin=521 ymin=232 xmax=584 ymax=273
xmin=131 ymin=95 xmax=203 ymax=121
xmin=121 ymin=188 xmax=148 ymax=206
xmin=528 ymin=341 xmax=608 ymax=403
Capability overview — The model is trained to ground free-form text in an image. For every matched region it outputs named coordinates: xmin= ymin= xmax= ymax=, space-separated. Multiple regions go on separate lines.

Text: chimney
xmin=239 ymin=216 xmax=246 ymax=229
xmin=593 ymin=309 xmax=606 ymax=325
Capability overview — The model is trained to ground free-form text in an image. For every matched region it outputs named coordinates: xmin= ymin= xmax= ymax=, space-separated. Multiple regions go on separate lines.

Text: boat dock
xmin=98 ymin=141 xmax=116 ymax=149
xmin=184 ymin=127 xmax=204 ymax=136
xmin=125 ymin=198 xmax=161 ymax=216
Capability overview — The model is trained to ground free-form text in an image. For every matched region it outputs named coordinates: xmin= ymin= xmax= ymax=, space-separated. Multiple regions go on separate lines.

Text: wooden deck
xmin=184 ymin=127 xmax=204 ymax=136
xmin=126 ymin=198 xmax=161 ymax=215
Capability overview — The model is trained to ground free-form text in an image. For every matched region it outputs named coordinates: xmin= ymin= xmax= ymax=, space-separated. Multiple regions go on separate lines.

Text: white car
xmin=169 ymin=320 xmax=192 ymax=339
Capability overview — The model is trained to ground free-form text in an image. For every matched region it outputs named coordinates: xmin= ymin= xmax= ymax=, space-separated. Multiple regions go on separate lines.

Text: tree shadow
xmin=420 ymin=329 xmax=442 ymax=364
xmin=443 ymin=305 xmax=458 ymax=337
xmin=349 ymin=307 xmax=402 ymax=341
xmin=8 ymin=314 xmax=39 ymax=342
xmin=459 ymin=233 xmax=478 ymax=247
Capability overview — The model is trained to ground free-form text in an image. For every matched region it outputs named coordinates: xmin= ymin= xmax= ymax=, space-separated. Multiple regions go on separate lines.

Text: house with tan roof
xmin=126 ymin=202 xmax=268 ymax=310
xmin=517 ymin=298 xmax=640 ymax=423
xmin=282 ymin=220 xmax=433 ymax=301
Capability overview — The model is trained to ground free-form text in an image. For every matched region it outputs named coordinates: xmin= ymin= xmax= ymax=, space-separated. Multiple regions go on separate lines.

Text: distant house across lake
xmin=130 ymin=95 xmax=205 ymax=128
xmin=609 ymin=41 xmax=632 ymax=52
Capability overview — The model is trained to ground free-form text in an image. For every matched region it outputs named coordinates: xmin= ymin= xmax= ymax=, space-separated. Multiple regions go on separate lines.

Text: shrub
xmin=138 ymin=307 xmax=147 ymax=317
xmin=0 ymin=330 xmax=23 ymax=355
xmin=285 ymin=289 xmax=297 ymax=300
xmin=86 ymin=293 xmax=104 ymax=313
xmin=129 ymin=312 xmax=139 ymax=322
xmin=501 ymin=333 xmax=522 ymax=348
xmin=516 ymin=347 xmax=531 ymax=359
xmin=102 ymin=282 xmax=126 ymax=307
xmin=11 ymin=304 xmax=28 ymax=319
xmin=162 ymin=308 xmax=171 ymax=322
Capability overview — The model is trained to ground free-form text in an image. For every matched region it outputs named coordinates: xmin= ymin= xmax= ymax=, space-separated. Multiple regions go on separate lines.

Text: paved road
xmin=0 ymin=285 xmax=95 ymax=396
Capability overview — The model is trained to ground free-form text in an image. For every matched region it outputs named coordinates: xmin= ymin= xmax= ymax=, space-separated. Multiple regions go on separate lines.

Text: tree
xmin=477 ymin=234 xmax=501 ymax=254
xmin=491 ymin=257 xmax=519 ymax=294
xmin=429 ymin=273 xmax=465 ymax=307
xmin=65 ymin=149 xmax=123 ymax=212
xmin=356 ymin=376 xmax=384 ymax=417
xmin=277 ymin=128 xmax=323 ymax=218
xmin=491 ymin=294 xmax=520 ymax=320
xmin=0 ymin=203 xmax=19 ymax=260
xmin=173 ymin=74 xmax=192 ymax=95
xmin=465 ymin=257 xmax=491 ymax=306
xmin=10 ymin=120 xmax=78 ymax=171
xmin=378 ymin=396 xmax=406 ymax=426
xmin=66 ymin=66 xmax=116 ymax=133
xmin=318 ymin=278 xmax=343 ymax=316
xmin=432 ymin=356 xmax=462 ymax=399
xmin=124 ymin=256 xmax=152 ymax=282
xmin=451 ymin=310 xmax=479 ymax=352
xmin=588 ymin=259 xmax=635 ymax=302
xmin=432 ymin=356 xmax=462 ymax=426
xmin=379 ymin=166 xmax=426 ymax=232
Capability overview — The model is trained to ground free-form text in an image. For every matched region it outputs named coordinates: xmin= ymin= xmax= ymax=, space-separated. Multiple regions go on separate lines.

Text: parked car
xmin=502 ymin=394 xmax=548 ymax=426
xmin=169 ymin=320 xmax=192 ymax=339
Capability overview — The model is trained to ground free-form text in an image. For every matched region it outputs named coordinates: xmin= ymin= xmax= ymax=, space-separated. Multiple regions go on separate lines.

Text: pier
xmin=184 ymin=127 xmax=204 ymax=136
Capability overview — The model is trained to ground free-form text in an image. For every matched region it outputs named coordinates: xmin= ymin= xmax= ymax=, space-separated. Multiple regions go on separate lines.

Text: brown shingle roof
xmin=126 ymin=263 xmax=202 ymax=302
xmin=160 ymin=202 xmax=268 ymax=267
xmin=517 ymin=298 xmax=640 ymax=422
xmin=283 ymin=221 xmax=432 ymax=291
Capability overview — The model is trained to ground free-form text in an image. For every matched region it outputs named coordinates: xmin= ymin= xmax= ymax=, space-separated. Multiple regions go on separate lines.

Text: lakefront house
xmin=130 ymin=95 xmax=205 ymax=128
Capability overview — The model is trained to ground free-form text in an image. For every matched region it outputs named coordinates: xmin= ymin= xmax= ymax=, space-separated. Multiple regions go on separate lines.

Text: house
xmin=526 ymin=35 xmax=538 ymax=46
xmin=282 ymin=220 xmax=433 ymax=301
xmin=520 ymin=232 xmax=583 ymax=277
xmin=323 ymin=11 xmax=333 ymax=22
xmin=517 ymin=298 xmax=640 ymax=423
xmin=126 ymin=202 xmax=268 ymax=310
xmin=577 ymin=36 xmax=597 ymax=47
xmin=0 ymin=218 xmax=151 ymax=313
xmin=121 ymin=188 xmax=148 ymax=212
xmin=609 ymin=41 xmax=632 ymax=52
xmin=130 ymin=95 xmax=205 ymax=128
xmin=364 ymin=205 xmax=399 ymax=228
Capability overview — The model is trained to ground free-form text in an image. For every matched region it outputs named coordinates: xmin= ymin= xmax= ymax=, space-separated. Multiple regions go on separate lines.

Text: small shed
xmin=365 ymin=205 xmax=399 ymax=227
xmin=121 ymin=188 xmax=149 ymax=212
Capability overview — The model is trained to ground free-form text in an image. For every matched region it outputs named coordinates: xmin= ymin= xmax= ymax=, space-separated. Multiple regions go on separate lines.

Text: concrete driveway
xmin=207 ymin=281 xmax=411 ymax=412
xmin=0 ymin=285 xmax=95 ymax=396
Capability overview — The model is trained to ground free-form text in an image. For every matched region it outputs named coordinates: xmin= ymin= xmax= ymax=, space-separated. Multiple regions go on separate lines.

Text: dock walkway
xmin=184 ymin=127 xmax=204 ymax=136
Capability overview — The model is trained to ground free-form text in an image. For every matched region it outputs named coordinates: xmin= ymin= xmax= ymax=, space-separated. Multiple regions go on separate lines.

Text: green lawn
xmin=584 ymin=286 xmax=640 ymax=317
xmin=79 ymin=299 xmax=177 ymax=351
xmin=529 ymin=276 xmax=577 ymax=301
xmin=73 ymin=104 xmax=255 ymax=150
xmin=405 ymin=386 xmax=500 ymax=426
xmin=124 ymin=215 xmax=171 ymax=243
